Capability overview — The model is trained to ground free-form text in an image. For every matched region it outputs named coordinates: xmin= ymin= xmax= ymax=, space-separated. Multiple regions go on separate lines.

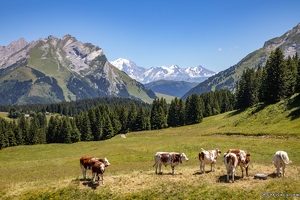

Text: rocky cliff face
xmin=0 ymin=35 xmax=156 ymax=105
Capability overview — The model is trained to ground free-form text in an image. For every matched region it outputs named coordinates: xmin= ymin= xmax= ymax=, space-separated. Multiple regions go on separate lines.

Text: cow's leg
xmin=171 ymin=166 xmax=175 ymax=175
xmin=240 ymin=165 xmax=244 ymax=178
xmin=200 ymin=161 xmax=203 ymax=173
xmin=81 ymin=165 xmax=87 ymax=180
xmin=159 ymin=163 xmax=162 ymax=174
xmin=245 ymin=166 xmax=249 ymax=176
xmin=154 ymin=163 xmax=158 ymax=174
xmin=101 ymin=174 xmax=104 ymax=184
xmin=276 ymin=165 xmax=280 ymax=177
xmin=226 ymin=170 xmax=230 ymax=182
xmin=282 ymin=164 xmax=286 ymax=178
xmin=92 ymin=172 xmax=96 ymax=183
xmin=232 ymin=168 xmax=235 ymax=183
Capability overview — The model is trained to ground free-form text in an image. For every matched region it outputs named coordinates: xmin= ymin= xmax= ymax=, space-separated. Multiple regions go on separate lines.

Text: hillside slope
xmin=0 ymin=35 xmax=156 ymax=105
xmin=182 ymin=23 xmax=300 ymax=100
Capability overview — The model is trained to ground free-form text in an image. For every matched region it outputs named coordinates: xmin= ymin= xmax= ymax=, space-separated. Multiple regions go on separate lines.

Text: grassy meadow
xmin=0 ymin=98 xmax=300 ymax=199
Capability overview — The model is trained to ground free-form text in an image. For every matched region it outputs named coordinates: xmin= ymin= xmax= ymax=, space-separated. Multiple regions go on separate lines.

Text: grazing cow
xmin=80 ymin=156 xmax=110 ymax=180
xmin=273 ymin=151 xmax=292 ymax=177
xmin=223 ymin=152 xmax=239 ymax=182
xmin=226 ymin=149 xmax=250 ymax=177
xmin=91 ymin=160 xmax=106 ymax=184
xmin=199 ymin=148 xmax=221 ymax=173
xmin=153 ymin=152 xmax=189 ymax=175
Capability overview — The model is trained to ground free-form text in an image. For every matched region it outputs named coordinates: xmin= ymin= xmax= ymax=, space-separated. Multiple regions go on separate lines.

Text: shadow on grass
xmin=193 ymin=170 xmax=213 ymax=175
xmin=82 ymin=181 xmax=100 ymax=190
xmin=217 ymin=175 xmax=243 ymax=183
xmin=267 ymin=172 xmax=278 ymax=179
xmin=286 ymin=94 xmax=300 ymax=120
xmin=73 ymin=177 xmax=101 ymax=190
xmin=155 ymin=172 xmax=183 ymax=176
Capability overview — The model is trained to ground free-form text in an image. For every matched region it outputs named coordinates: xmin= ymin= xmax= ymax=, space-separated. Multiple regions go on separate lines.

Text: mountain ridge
xmin=111 ymin=58 xmax=216 ymax=84
xmin=0 ymin=35 xmax=156 ymax=105
xmin=182 ymin=23 xmax=300 ymax=100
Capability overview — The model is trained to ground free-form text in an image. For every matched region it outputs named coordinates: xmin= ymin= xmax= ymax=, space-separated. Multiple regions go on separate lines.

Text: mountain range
xmin=1 ymin=22 xmax=300 ymax=105
xmin=111 ymin=58 xmax=216 ymax=84
xmin=0 ymin=35 xmax=156 ymax=105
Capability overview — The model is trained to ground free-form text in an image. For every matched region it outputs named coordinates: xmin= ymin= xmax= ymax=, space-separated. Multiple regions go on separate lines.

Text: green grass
xmin=0 ymin=98 xmax=300 ymax=199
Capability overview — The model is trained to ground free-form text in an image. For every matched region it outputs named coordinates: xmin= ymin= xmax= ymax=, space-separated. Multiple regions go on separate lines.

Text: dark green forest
xmin=1 ymin=48 xmax=299 ymax=150
xmin=236 ymin=48 xmax=300 ymax=109
xmin=0 ymin=89 xmax=234 ymax=149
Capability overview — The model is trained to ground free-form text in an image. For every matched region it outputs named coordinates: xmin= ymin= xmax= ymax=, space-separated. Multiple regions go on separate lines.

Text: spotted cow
xmin=273 ymin=151 xmax=292 ymax=177
xmin=226 ymin=149 xmax=250 ymax=177
xmin=223 ymin=152 xmax=239 ymax=182
xmin=199 ymin=148 xmax=221 ymax=173
xmin=91 ymin=160 xmax=106 ymax=184
xmin=80 ymin=156 xmax=110 ymax=180
xmin=153 ymin=152 xmax=189 ymax=175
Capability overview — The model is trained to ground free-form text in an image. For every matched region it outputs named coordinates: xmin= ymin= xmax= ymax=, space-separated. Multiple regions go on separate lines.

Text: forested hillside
xmin=0 ymin=90 xmax=235 ymax=149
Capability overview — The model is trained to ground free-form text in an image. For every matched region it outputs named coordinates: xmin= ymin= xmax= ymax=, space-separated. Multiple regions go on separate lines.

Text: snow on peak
xmin=110 ymin=58 xmax=216 ymax=84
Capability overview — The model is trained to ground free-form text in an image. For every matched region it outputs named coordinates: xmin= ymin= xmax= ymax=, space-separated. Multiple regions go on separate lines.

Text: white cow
xmin=199 ymin=148 xmax=221 ymax=173
xmin=273 ymin=151 xmax=292 ymax=177
xmin=223 ymin=152 xmax=239 ymax=182
xmin=153 ymin=152 xmax=189 ymax=175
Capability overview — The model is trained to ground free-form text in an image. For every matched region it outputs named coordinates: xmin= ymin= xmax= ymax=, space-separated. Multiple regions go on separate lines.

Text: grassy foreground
xmin=0 ymin=98 xmax=300 ymax=199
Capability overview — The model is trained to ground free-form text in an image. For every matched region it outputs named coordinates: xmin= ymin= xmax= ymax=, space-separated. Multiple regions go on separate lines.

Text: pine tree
xmin=260 ymin=48 xmax=286 ymax=103
xmin=102 ymin=113 xmax=114 ymax=139
xmin=115 ymin=106 xmax=128 ymax=134
xmin=127 ymin=104 xmax=137 ymax=131
xmin=61 ymin=117 xmax=72 ymax=143
xmin=185 ymin=94 xmax=204 ymax=125
xmin=70 ymin=118 xmax=81 ymax=142
xmin=295 ymin=53 xmax=300 ymax=93
xmin=80 ymin=112 xmax=93 ymax=141
xmin=28 ymin=117 xmax=40 ymax=144
xmin=135 ymin=106 xmax=148 ymax=131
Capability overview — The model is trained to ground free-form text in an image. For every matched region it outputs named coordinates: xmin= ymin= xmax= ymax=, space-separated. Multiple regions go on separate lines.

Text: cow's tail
xmin=281 ymin=154 xmax=291 ymax=165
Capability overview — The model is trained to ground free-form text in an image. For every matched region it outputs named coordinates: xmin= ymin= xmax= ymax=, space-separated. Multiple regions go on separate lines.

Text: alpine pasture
xmin=0 ymin=100 xmax=300 ymax=199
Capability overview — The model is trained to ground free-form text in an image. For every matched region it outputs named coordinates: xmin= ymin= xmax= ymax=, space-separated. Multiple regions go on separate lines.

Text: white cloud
xmin=218 ymin=48 xmax=222 ymax=51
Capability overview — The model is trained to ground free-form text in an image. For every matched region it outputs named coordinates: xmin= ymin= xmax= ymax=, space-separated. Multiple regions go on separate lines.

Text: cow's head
xmin=180 ymin=153 xmax=189 ymax=162
xmin=103 ymin=157 xmax=111 ymax=167
xmin=215 ymin=148 xmax=221 ymax=158
xmin=238 ymin=151 xmax=250 ymax=166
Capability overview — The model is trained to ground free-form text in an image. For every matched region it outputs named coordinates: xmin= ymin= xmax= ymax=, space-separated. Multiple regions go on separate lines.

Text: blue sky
xmin=1 ymin=0 xmax=300 ymax=72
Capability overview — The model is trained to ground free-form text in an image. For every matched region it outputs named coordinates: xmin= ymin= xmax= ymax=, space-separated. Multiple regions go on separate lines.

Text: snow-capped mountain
xmin=110 ymin=58 xmax=216 ymax=84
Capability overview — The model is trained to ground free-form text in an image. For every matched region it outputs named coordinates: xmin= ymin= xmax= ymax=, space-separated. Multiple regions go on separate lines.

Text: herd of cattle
xmin=80 ymin=149 xmax=292 ymax=184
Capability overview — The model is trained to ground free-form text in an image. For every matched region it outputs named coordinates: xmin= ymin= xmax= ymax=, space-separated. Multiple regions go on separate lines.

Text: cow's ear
xmin=247 ymin=154 xmax=250 ymax=156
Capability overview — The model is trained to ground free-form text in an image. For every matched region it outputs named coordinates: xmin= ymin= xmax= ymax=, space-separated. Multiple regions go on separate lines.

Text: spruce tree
xmin=260 ymin=48 xmax=286 ymax=103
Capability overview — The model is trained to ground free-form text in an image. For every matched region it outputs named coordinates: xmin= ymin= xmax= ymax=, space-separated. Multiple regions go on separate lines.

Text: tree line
xmin=0 ymin=89 xmax=235 ymax=149
xmin=236 ymin=48 xmax=300 ymax=109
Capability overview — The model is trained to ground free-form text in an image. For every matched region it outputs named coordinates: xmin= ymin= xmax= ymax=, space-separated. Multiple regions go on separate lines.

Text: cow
xmin=91 ymin=160 xmax=106 ymax=184
xmin=199 ymin=148 xmax=221 ymax=173
xmin=226 ymin=149 xmax=250 ymax=177
xmin=273 ymin=151 xmax=292 ymax=177
xmin=80 ymin=156 xmax=110 ymax=180
xmin=153 ymin=152 xmax=189 ymax=175
xmin=223 ymin=152 xmax=239 ymax=182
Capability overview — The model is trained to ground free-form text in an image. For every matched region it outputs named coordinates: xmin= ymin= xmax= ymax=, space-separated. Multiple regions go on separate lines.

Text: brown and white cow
xmin=80 ymin=156 xmax=110 ymax=180
xmin=199 ymin=148 xmax=221 ymax=173
xmin=223 ymin=152 xmax=239 ymax=182
xmin=273 ymin=151 xmax=292 ymax=177
xmin=153 ymin=152 xmax=189 ymax=175
xmin=91 ymin=160 xmax=106 ymax=184
xmin=226 ymin=149 xmax=250 ymax=177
